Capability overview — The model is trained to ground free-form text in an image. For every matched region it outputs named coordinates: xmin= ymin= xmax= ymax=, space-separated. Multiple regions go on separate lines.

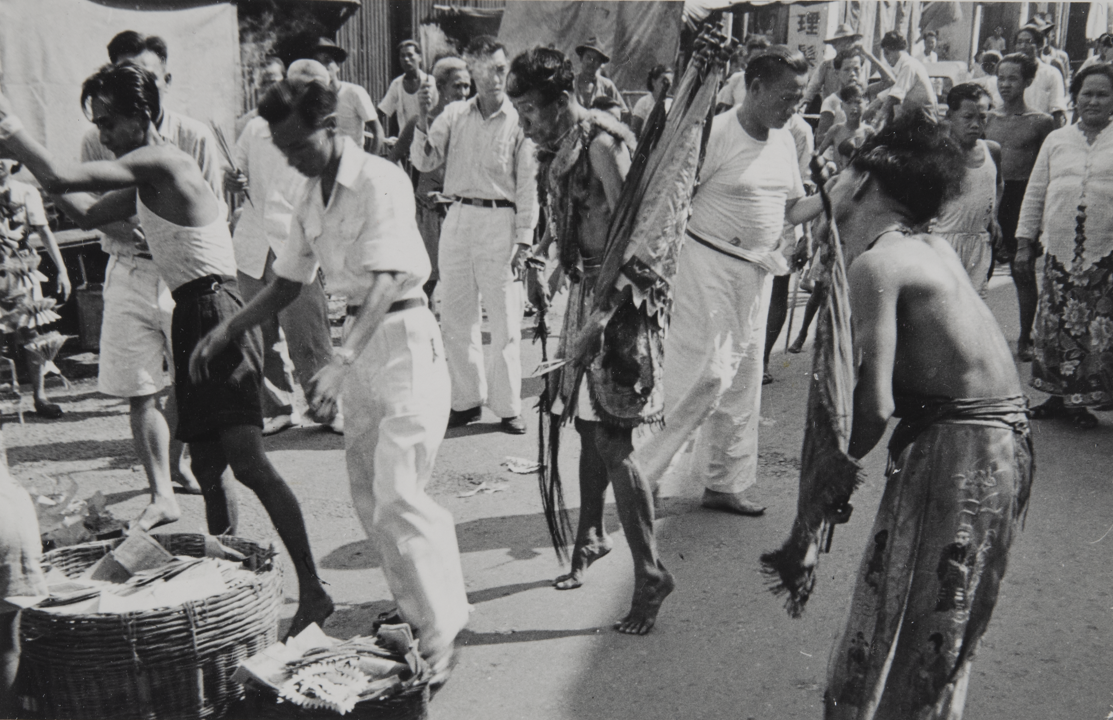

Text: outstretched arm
xmin=846 ymin=253 xmax=898 ymax=459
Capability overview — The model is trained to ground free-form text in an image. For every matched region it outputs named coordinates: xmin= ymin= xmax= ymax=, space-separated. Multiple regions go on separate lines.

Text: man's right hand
xmin=223 ymin=169 xmax=248 ymax=196
xmin=418 ymin=77 xmax=436 ymax=118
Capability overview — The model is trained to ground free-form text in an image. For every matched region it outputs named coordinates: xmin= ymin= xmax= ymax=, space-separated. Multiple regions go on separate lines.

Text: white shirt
xmin=1025 ymin=61 xmax=1068 ymax=116
xmin=231 ymin=116 xmax=305 ymax=279
xmin=1017 ymin=123 xmax=1113 ymax=270
xmin=716 ymin=72 xmax=747 ymax=108
xmin=336 ymin=81 xmax=377 ymax=146
xmin=0 ymin=179 xmax=48 ymax=229
xmin=81 ymin=110 xmax=223 ymax=258
xmin=410 ymin=95 xmax=539 ymax=245
xmin=885 ymin=51 xmax=939 ymax=120
xmin=687 ymin=112 xmax=805 ymax=275
xmin=274 ymin=138 xmax=429 ymax=301
xmin=820 ymin=92 xmax=847 ymax=127
xmin=379 ymin=74 xmax=428 ymax=132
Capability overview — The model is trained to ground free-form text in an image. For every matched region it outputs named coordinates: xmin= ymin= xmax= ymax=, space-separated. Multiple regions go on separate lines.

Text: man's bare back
xmin=850 ymin=231 xmax=1021 ymax=401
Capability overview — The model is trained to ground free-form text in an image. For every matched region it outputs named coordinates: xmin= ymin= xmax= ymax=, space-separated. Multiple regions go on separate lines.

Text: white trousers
xmin=438 ymin=204 xmax=523 ymax=418
xmin=342 ymin=307 xmax=468 ymax=655
xmin=634 ymin=240 xmax=772 ymax=494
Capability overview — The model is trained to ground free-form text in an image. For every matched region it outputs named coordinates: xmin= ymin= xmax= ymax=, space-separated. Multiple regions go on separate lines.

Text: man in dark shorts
xmin=986 ymin=52 xmax=1055 ymax=361
xmin=0 ymin=63 xmax=333 ymax=637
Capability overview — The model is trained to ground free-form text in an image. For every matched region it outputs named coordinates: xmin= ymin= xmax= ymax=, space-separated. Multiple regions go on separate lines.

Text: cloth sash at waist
xmin=888 ymin=394 xmax=1029 ymax=460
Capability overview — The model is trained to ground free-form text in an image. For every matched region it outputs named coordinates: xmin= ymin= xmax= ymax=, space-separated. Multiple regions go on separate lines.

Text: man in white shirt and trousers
xmin=634 ymin=47 xmax=824 ymax=515
xmin=192 ymin=60 xmax=469 ymax=688
xmin=411 ymin=35 xmax=539 ymax=434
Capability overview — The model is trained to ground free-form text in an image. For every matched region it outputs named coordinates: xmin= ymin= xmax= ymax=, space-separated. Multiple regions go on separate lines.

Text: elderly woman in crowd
xmin=1017 ymin=63 xmax=1113 ymax=428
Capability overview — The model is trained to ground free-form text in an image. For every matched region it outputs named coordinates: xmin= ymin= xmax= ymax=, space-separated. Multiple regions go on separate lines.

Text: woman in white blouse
xmin=1016 ymin=63 xmax=1113 ymax=428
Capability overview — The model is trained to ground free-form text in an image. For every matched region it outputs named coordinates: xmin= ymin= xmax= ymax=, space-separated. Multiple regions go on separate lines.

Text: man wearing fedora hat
xmin=574 ymin=38 xmax=628 ymax=116
xmin=306 ymin=36 xmax=385 ymax=154
xmin=804 ymin=23 xmax=870 ymax=113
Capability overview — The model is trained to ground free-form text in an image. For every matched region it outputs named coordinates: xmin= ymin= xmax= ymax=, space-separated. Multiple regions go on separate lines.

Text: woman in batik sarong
xmin=1016 ymin=63 xmax=1113 ymax=428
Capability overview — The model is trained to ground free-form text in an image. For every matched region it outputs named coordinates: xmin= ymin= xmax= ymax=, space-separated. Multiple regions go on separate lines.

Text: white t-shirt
xmin=336 ymin=81 xmax=377 ymax=145
xmin=379 ymin=74 xmax=428 ymax=132
xmin=820 ymin=92 xmax=847 ymax=127
xmin=687 ymin=112 xmax=805 ymax=274
xmin=716 ymin=72 xmax=747 ymax=108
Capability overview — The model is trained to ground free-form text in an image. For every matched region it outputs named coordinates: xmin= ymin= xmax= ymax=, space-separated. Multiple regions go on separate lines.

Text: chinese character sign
xmin=787 ymin=3 xmax=831 ymax=69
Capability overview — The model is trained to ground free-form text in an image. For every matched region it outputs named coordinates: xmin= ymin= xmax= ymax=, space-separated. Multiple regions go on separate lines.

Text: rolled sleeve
xmin=513 ymin=133 xmax=539 ymax=236
xmin=410 ymin=105 xmax=452 ymax=173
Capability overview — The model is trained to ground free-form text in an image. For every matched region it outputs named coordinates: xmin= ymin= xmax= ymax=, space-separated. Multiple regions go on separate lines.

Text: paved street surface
xmin=7 ymin=269 xmax=1112 ymax=719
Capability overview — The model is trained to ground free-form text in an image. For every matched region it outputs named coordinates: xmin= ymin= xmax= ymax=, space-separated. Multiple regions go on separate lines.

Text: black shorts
xmin=171 ymin=275 xmax=263 ymax=443
xmin=997 ymin=180 xmax=1043 ymax=260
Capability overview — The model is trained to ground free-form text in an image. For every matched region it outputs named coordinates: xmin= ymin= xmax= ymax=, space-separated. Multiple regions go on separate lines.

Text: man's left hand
xmin=189 ymin=323 xmax=232 ymax=384
xmin=306 ymin=360 xmax=347 ymax=423
xmin=56 ymin=272 xmax=71 ymax=301
xmin=510 ymin=243 xmax=530 ymax=281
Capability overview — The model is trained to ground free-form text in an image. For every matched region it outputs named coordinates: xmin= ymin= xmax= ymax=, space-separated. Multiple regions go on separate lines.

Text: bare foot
xmin=787 ymin=338 xmax=805 ymax=354
xmin=172 ymin=462 xmax=203 ymax=495
xmin=553 ymin=537 xmax=614 ymax=590
xmin=426 ymin=642 xmax=459 ymax=697
xmin=701 ymin=489 xmax=765 ymax=516
xmin=615 ymin=567 xmax=675 ymax=635
xmin=285 ymin=591 xmax=335 ymax=640
xmin=128 ymin=498 xmax=181 ymax=532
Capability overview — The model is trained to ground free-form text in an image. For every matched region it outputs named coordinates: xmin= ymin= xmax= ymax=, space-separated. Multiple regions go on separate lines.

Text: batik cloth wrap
xmin=825 ymin=395 xmax=1033 ymax=720
xmin=546 ymin=110 xmax=655 ymax=428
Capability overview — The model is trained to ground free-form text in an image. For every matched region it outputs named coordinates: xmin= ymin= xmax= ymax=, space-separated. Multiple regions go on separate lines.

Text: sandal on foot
xmin=1067 ymin=409 xmax=1099 ymax=430
xmin=33 ymin=401 xmax=63 ymax=419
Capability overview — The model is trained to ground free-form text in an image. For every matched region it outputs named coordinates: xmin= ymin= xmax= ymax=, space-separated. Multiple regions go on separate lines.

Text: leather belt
xmin=346 ymin=297 xmax=426 ymax=317
xmin=171 ymin=274 xmax=236 ymax=302
xmin=453 ymin=196 xmax=516 ymax=210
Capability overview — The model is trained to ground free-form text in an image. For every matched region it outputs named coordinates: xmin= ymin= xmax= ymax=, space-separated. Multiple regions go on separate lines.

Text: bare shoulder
xmin=985 ymin=139 xmax=1002 ymax=167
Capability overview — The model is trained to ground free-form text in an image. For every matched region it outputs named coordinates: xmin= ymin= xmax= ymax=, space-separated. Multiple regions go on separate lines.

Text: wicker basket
xmin=242 ymin=683 xmax=429 ymax=720
xmin=18 ymin=533 xmax=282 ymax=720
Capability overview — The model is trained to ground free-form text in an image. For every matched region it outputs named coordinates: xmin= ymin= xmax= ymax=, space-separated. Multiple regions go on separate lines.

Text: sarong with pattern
xmin=1031 ymin=250 xmax=1113 ymax=407
xmin=825 ymin=396 xmax=1033 ymax=720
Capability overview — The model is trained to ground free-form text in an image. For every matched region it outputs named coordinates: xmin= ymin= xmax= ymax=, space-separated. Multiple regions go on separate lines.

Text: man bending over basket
xmin=819 ymin=113 xmax=1033 ymax=718
xmin=0 ymin=63 xmax=333 ymax=637
xmin=191 ymin=61 xmax=469 ymax=686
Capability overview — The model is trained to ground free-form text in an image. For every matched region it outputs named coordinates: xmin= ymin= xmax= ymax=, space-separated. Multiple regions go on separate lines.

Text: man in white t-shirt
xmin=817 ymin=49 xmax=863 ymax=143
xmin=379 ymin=40 xmax=432 ymax=137
xmin=1012 ymin=25 xmax=1067 ymax=126
xmin=308 ymin=37 xmax=386 ymax=153
xmin=861 ymin=31 xmax=939 ymax=125
xmin=913 ymin=30 xmax=939 ymax=63
xmin=633 ymin=47 xmax=824 ymax=516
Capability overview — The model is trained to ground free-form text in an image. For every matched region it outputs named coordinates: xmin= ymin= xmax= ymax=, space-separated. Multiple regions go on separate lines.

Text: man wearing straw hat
xmin=573 ymin=37 xmax=628 ymax=116
xmin=79 ymin=30 xmax=215 ymax=532
xmin=803 ymin=23 xmax=869 ymax=113
xmin=191 ymin=59 xmax=469 ymax=685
